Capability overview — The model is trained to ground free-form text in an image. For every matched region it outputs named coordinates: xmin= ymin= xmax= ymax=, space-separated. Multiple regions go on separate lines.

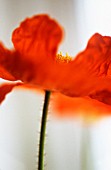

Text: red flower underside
xmin=51 ymin=93 xmax=111 ymax=121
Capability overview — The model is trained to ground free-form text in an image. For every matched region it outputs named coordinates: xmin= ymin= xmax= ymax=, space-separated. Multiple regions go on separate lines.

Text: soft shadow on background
xmin=0 ymin=0 xmax=111 ymax=170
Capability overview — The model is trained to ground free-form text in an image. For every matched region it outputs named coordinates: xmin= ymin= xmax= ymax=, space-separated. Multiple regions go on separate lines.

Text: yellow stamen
xmin=56 ymin=52 xmax=72 ymax=63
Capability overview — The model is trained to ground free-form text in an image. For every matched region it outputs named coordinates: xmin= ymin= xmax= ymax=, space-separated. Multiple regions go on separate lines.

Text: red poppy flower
xmin=0 ymin=14 xmax=111 ymax=119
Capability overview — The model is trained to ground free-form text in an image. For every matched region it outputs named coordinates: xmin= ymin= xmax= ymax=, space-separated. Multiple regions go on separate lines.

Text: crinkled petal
xmin=0 ymin=15 xmax=63 ymax=88
xmin=11 ymin=14 xmax=63 ymax=86
xmin=57 ymin=33 xmax=111 ymax=104
xmin=12 ymin=14 xmax=63 ymax=62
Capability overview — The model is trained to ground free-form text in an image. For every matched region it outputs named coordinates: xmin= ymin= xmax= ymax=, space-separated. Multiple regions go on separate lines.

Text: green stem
xmin=38 ymin=91 xmax=51 ymax=170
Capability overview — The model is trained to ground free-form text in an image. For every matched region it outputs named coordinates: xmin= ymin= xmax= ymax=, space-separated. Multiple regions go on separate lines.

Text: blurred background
xmin=0 ymin=0 xmax=111 ymax=170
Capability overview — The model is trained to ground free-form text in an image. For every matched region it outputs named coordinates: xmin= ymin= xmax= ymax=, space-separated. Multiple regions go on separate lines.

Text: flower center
xmin=56 ymin=52 xmax=72 ymax=63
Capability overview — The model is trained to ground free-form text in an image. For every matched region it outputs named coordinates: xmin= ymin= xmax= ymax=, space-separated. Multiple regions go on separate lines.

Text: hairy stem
xmin=38 ymin=91 xmax=51 ymax=170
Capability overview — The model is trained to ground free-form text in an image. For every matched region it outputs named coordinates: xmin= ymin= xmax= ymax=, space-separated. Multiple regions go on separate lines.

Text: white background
xmin=0 ymin=0 xmax=111 ymax=170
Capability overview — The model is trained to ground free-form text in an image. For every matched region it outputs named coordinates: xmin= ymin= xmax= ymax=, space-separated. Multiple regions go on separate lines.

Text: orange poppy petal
xmin=12 ymin=14 xmax=63 ymax=62
xmin=0 ymin=82 xmax=21 ymax=104
xmin=0 ymin=14 xmax=64 ymax=89
xmin=51 ymin=93 xmax=111 ymax=122
xmin=58 ymin=33 xmax=111 ymax=101
xmin=0 ymin=43 xmax=17 ymax=81
xmin=0 ymin=41 xmax=36 ymax=83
